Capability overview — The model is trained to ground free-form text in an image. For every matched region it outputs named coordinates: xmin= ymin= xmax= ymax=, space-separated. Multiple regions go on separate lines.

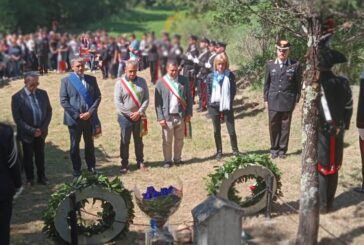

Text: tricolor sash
xmin=120 ymin=77 xmax=148 ymax=137
xmin=68 ymin=73 xmax=102 ymax=138
xmin=161 ymin=75 xmax=187 ymax=110
xmin=162 ymin=75 xmax=192 ymax=139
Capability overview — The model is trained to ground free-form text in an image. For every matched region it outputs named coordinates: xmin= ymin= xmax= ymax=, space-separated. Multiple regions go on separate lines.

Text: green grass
xmin=83 ymin=6 xmax=180 ymax=38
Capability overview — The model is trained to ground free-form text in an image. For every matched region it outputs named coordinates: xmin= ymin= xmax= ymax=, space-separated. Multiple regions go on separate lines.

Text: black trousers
xmin=37 ymin=55 xmax=48 ymax=74
xmin=210 ymin=109 xmax=237 ymax=152
xmin=159 ymin=57 xmax=168 ymax=76
xmin=101 ymin=60 xmax=109 ymax=79
xmin=319 ymin=172 xmax=338 ymax=210
xmin=268 ymin=110 xmax=292 ymax=155
xmin=0 ymin=198 xmax=13 ymax=245
xmin=22 ymin=137 xmax=46 ymax=182
xmin=149 ymin=60 xmax=158 ymax=84
xmin=117 ymin=114 xmax=144 ymax=168
xmin=68 ymin=120 xmax=95 ymax=174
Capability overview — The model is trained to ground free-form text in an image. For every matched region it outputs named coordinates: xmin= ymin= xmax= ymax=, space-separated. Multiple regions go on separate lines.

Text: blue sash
xmin=68 ymin=73 xmax=102 ymax=137
xmin=69 ymin=73 xmax=93 ymax=107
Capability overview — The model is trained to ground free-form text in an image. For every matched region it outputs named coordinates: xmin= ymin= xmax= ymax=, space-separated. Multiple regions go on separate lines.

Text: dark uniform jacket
xmin=35 ymin=37 xmax=49 ymax=57
xmin=264 ymin=59 xmax=301 ymax=112
xmin=0 ymin=124 xmax=22 ymax=200
xmin=158 ymin=40 xmax=171 ymax=60
xmin=181 ymin=44 xmax=199 ymax=77
xmin=147 ymin=40 xmax=159 ymax=62
xmin=206 ymin=71 xmax=236 ymax=115
xmin=11 ymin=88 xmax=52 ymax=143
xmin=318 ymin=71 xmax=353 ymax=172
xmin=155 ymin=75 xmax=193 ymax=121
xmin=168 ymin=44 xmax=183 ymax=66
xmin=195 ymin=48 xmax=211 ymax=80
xmin=357 ymin=72 xmax=364 ymax=128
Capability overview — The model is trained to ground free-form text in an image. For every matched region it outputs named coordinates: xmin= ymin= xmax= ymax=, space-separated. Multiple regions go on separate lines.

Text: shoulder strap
xmin=161 ymin=76 xmax=187 ymax=110
xmin=68 ymin=73 xmax=93 ymax=107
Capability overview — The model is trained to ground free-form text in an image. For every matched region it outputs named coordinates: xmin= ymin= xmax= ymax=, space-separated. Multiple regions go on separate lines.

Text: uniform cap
xmin=276 ymin=40 xmax=290 ymax=50
xmin=210 ymin=40 xmax=217 ymax=46
xmin=173 ymin=34 xmax=181 ymax=40
xmin=189 ymin=34 xmax=198 ymax=41
xmin=216 ymin=41 xmax=227 ymax=48
xmin=318 ymin=48 xmax=347 ymax=69
xmin=200 ymin=37 xmax=210 ymax=44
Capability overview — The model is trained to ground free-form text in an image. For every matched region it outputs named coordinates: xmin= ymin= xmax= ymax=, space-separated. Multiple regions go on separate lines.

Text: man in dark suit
xmin=155 ymin=61 xmax=193 ymax=168
xmin=0 ymin=123 xmax=22 ymax=245
xmin=264 ymin=40 xmax=301 ymax=159
xmin=60 ymin=57 xmax=101 ymax=177
xmin=11 ymin=72 xmax=52 ymax=186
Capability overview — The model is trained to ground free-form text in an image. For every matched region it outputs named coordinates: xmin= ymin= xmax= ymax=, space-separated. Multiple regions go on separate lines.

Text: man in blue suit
xmin=11 ymin=72 xmax=52 ymax=186
xmin=60 ymin=57 xmax=101 ymax=177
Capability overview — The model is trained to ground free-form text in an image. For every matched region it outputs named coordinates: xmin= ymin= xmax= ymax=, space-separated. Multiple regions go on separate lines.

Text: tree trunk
xmin=296 ymin=17 xmax=321 ymax=245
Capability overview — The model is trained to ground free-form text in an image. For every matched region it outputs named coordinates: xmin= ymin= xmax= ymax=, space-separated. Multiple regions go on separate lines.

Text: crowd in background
xmin=0 ymin=28 xmax=226 ymax=83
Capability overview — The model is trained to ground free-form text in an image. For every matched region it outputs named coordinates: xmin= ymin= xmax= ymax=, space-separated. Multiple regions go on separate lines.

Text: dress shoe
xmin=89 ymin=168 xmax=97 ymax=175
xmin=137 ymin=162 xmax=148 ymax=171
xmin=37 ymin=176 xmax=49 ymax=185
xmin=279 ymin=153 xmax=287 ymax=159
xmin=174 ymin=160 xmax=184 ymax=165
xmin=271 ymin=153 xmax=278 ymax=159
xmin=73 ymin=170 xmax=81 ymax=178
xmin=215 ymin=152 xmax=222 ymax=161
xmin=120 ymin=168 xmax=128 ymax=174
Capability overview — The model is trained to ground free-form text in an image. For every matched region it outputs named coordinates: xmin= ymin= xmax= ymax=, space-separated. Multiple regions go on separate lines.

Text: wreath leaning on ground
xmin=205 ymin=154 xmax=283 ymax=208
xmin=42 ymin=174 xmax=134 ymax=239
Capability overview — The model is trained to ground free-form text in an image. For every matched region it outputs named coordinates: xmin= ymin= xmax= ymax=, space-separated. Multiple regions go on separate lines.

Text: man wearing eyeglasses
xmin=264 ymin=40 xmax=302 ymax=159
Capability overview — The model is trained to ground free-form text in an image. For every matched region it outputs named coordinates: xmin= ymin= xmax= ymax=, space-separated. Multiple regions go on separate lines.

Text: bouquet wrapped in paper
xmin=134 ymin=182 xmax=183 ymax=243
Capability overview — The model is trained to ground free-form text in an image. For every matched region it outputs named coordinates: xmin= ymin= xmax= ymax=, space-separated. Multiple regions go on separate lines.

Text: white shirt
xmin=168 ymin=77 xmax=180 ymax=114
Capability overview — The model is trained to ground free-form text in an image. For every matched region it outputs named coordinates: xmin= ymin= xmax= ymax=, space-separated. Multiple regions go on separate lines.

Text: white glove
xmin=205 ymin=62 xmax=212 ymax=68
xmin=193 ymin=57 xmax=199 ymax=64
xmin=187 ymin=54 xmax=193 ymax=60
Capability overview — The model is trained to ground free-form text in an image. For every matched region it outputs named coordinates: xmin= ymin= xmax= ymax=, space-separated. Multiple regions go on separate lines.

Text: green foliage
xmin=0 ymin=0 xmax=133 ymax=33
xmin=42 ymin=173 xmax=134 ymax=240
xmin=205 ymin=154 xmax=283 ymax=208
xmin=85 ymin=7 xmax=177 ymax=38
xmin=180 ymin=0 xmax=364 ymax=85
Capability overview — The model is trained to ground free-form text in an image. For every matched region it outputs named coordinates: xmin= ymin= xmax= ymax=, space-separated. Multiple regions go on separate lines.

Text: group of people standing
xmin=1 ymin=28 xmax=364 ymax=245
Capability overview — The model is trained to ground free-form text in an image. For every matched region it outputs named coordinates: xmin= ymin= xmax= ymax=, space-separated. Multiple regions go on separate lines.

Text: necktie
xmin=30 ymin=93 xmax=42 ymax=126
xmin=79 ymin=76 xmax=87 ymax=89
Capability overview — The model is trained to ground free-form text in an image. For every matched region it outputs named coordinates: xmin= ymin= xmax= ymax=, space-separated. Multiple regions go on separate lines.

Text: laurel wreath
xmin=205 ymin=154 xmax=283 ymax=207
xmin=42 ymin=173 xmax=134 ymax=239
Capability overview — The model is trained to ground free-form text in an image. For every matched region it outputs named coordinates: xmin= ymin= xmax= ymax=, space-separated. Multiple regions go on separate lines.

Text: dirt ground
xmin=1 ymin=68 xmax=363 ymax=245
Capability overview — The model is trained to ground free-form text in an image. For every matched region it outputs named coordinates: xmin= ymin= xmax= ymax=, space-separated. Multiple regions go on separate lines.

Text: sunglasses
xmin=277 ymin=49 xmax=289 ymax=53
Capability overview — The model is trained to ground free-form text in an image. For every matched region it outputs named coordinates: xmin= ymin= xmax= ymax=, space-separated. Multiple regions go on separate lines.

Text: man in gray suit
xmin=155 ymin=61 xmax=193 ymax=168
xmin=11 ymin=72 xmax=52 ymax=186
xmin=60 ymin=57 xmax=101 ymax=177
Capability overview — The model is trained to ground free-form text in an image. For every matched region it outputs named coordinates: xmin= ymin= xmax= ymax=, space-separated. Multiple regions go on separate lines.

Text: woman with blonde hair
xmin=206 ymin=52 xmax=239 ymax=160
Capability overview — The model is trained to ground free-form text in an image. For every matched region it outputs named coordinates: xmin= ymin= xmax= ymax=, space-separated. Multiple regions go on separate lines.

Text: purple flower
xmin=142 ymin=186 xmax=177 ymax=200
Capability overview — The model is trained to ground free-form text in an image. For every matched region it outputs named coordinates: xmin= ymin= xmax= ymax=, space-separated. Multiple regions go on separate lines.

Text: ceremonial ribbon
xmin=120 ymin=77 xmax=148 ymax=137
xmin=68 ymin=73 xmax=102 ymax=137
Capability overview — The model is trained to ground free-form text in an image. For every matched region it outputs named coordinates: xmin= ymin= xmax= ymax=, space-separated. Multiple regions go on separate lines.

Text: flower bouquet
xmin=134 ymin=181 xmax=183 ymax=244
